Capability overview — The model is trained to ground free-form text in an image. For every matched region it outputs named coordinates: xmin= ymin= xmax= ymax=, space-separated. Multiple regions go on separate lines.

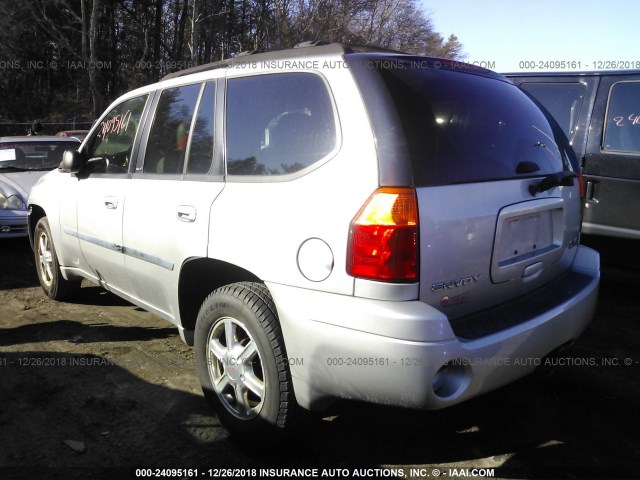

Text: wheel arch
xmin=28 ymin=204 xmax=47 ymax=250
xmin=178 ymin=258 xmax=262 ymax=345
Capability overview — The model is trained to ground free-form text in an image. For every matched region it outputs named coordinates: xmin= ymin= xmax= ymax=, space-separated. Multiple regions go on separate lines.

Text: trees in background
xmin=0 ymin=0 xmax=464 ymax=123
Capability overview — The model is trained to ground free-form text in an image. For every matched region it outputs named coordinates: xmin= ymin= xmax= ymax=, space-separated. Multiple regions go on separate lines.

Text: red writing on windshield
xmin=98 ymin=110 xmax=132 ymax=138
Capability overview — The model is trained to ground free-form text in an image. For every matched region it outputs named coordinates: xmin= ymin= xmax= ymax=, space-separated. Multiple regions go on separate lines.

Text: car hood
xmin=0 ymin=170 xmax=50 ymax=200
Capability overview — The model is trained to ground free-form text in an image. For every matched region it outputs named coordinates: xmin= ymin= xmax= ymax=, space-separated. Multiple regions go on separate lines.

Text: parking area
xmin=0 ymin=235 xmax=638 ymax=479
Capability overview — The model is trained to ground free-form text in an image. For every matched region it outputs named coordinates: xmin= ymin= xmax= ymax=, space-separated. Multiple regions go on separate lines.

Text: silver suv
xmin=28 ymin=43 xmax=600 ymax=437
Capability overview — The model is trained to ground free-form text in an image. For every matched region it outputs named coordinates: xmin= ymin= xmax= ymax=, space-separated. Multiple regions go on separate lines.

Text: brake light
xmin=347 ymin=188 xmax=419 ymax=282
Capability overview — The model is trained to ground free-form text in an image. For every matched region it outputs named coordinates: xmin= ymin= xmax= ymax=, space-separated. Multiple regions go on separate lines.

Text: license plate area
xmin=491 ymin=198 xmax=564 ymax=283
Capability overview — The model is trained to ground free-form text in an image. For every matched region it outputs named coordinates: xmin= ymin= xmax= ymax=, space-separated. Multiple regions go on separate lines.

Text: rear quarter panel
xmin=208 ymin=62 xmax=379 ymax=295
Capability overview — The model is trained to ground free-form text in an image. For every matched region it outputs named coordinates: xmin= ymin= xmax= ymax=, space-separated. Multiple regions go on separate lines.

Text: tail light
xmin=347 ymin=188 xmax=419 ymax=282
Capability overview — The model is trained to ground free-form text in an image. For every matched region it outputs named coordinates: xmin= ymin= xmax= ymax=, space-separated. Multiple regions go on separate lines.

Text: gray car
xmin=0 ymin=136 xmax=80 ymax=237
xmin=27 ymin=43 xmax=600 ymax=437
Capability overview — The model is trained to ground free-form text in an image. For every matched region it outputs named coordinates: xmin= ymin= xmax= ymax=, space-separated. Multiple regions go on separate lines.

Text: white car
xmin=28 ymin=43 xmax=600 ymax=437
xmin=0 ymin=136 xmax=80 ymax=237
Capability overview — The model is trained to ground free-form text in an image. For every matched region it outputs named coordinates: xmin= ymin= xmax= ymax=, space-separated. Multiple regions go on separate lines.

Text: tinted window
xmin=86 ymin=95 xmax=148 ymax=172
xmin=144 ymin=84 xmax=202 ymax=174
xmin=186 ymin=82 xmax=216 ymax=174
xmin=603 ymin=81 xmax=640 ymax=153
xmin=226 ymin=73 xmax=336 ymax=176
xmin=521 ymin=82 xmax=586 ymax=141
xmin=358 ymin=62 xmax=572 ymax=186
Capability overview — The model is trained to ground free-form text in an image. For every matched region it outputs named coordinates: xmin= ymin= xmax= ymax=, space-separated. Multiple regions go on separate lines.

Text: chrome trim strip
xmin=64 ymin=227 xmax=120 ymax=252
xmin=121 ymin=246 xmax=174 ymax=271
xmin=64 ymin=227 xmax=174 ymax=270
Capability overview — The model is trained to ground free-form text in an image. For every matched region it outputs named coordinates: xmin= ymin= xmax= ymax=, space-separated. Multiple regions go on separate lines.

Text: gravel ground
xmin=0 ymin=235 xmax=638 ymax=479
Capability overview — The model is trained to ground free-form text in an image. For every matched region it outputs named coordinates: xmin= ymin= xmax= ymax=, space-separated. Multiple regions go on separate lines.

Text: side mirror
xmin=59 ymin=149 xmax=87 ymax=173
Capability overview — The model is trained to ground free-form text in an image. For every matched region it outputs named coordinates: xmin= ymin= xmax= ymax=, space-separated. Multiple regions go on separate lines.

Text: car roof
xmin=161 ymin=42 xmax=504 ymax=82
xmin=0 ymin=136 xmax=81 ymax=143
xmin=104 ymin=42 xmax=509 ymax=126
xmin=161 ymin=43 xmax=381 ymax=80
xmin=504 ymin=69 xmax=640 ymax=77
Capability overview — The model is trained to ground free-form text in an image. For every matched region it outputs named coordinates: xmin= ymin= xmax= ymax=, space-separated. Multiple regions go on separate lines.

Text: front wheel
xmin=34 ymin=217 xmax=80 ymax=300
xmin=194 ymin=282 xmax=307 ymax=438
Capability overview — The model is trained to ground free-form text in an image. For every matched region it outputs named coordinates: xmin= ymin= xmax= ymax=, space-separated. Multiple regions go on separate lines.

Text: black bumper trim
xmin=450 ymin=271 xmax=594 ymax=340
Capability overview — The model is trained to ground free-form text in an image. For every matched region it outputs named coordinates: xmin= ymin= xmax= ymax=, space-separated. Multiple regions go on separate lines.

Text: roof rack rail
xmin=341 ymin=43 xmax=405 ymax=55
xmin=162 ymin=59 xmax=229 ymax=81
xmin=294 ymin=40 xmax=330 ymax=48
xmin=234 ymin=50 xmax=257 ymax=57
xmin=160 ymin=42 xmax=405 ymax=81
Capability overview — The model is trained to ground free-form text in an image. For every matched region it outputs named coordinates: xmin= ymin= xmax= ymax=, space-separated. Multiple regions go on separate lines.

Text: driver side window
xmin=85 ymin=95 xmax=148 ymax=173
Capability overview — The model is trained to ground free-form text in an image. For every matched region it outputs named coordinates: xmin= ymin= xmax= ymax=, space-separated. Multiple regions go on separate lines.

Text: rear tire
xmin=194 ymin=282 xmax=308 ymax=438
xmin=34 ymin=217 xmax=80 ymax=300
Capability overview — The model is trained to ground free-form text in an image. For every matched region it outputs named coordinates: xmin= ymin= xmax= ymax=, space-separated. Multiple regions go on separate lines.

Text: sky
xmin=422 ymin=0 xmax=640 ymax=72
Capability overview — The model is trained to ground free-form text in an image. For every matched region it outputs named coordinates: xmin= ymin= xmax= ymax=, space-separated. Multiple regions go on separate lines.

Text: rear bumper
xmin=268 ymin=245 xmax=600 ymax=411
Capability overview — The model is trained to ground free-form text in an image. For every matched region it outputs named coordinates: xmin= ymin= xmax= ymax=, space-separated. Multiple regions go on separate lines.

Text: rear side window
xmin=603 ymin=81 xmax=640 ymax=154
xmin=358 ymin=62 xmax=572 ymax=186
xmin=186 ymin=82 xmax=216 ymax=174
xmin=521 ymin=82 xmax=586 ymax=141
xmin=144 ymin=83 xmax=202 ymax=174
xmin=225 ymin=73 xmax=336 ymax=176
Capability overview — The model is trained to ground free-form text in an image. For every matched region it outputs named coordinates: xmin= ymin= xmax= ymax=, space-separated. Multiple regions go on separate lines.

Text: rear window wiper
xmin=529 ymin=171 xmax=577 ymax=196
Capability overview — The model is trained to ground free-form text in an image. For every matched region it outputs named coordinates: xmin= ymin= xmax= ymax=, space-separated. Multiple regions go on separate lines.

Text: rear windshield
xmin=350 ymin=57 xmax=574 ymax=186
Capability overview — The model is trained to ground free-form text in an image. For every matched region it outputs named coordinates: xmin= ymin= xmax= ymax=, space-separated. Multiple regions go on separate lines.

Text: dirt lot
xmin=0 ymin=235 xmax=638 ymax=479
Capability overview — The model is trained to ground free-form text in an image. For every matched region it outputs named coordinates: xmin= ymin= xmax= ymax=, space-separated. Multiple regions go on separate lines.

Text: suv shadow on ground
xmin=0 ymin=238 xmax=138 ymax=308
xmin=1 ymin=347 xmax=637 ymax=479
xmin=0 ymin=320 xmax=176 ymax=347
xmin=0 ymin=238 xmax=38 ymax=290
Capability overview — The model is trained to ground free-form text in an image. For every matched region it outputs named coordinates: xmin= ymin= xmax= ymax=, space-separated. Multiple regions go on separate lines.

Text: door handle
xmin=177 ymin=205 xmax=197 ymax=222
xmin=104 ymin=197 xmax=118 ymax=209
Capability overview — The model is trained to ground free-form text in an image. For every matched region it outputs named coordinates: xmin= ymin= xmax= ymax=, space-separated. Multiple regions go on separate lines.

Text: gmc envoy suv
xmin=28 ymin=43 xmax=600 ymax=436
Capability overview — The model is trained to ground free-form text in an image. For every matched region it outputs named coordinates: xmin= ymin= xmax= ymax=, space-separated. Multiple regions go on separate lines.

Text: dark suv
xmin=507 ymin=70 xmax=640 ymax=239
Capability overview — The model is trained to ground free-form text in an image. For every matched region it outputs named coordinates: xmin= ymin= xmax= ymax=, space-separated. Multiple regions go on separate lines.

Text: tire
xmin=194 ymin=282 xmax=308 ymax=438
xmin=34 ymin=217 xmax=81 ymax=300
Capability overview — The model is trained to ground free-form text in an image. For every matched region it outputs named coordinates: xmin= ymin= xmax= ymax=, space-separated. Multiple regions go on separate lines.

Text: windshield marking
xmin=0 ymin=149 xmax=16 ymax=162
xmin=98 ymin=110 xmax=132 ymax=139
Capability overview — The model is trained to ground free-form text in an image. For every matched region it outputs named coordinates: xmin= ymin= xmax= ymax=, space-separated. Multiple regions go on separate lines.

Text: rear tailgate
xmin=417 ymin=180 xmax=581 ymax=319
xmin=350 ymin=55 xmax=583 ymax=323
